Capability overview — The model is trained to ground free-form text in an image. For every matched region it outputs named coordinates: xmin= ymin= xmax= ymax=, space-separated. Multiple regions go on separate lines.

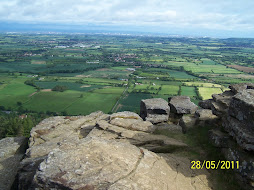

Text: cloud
xmin=0 ymin=0 xmax=254 ymax=33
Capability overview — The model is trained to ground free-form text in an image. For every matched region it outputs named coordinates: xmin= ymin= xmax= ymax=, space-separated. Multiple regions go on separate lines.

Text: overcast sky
xmin=1 ymin=0 xmax=254 ymax=37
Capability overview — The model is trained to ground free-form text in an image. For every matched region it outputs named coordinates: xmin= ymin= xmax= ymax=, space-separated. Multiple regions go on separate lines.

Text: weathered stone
xmin=140 ymin=98 xmax=170 ymax=124
xmin=145 ymin=113 xmax=169 ymax=124
xmin=210 ymin=101 xmax=227 ymax=117
xmin=208 ymin=129 xmax=230 ymax=148
xmin=160 ymin=153 xmax=212 ymax=190
xmin=0 ymin=137 xmax=27 ymax=190
xmin=169 ymin=96 xmax=198 ymax=114
xmin=195 ymin=109 xmax=219 ymax=126
xmin=179 ymin=115 xmax=197 ymax=133
xmin=110 ymin=111 xmax=142 ymax=120
xmin=222 ymin=116 xmax=254 ymax=151
xmin=228 ymin=89 xmax=254 ymax=125
xmin=229 ymin=83 xmax=254 ymax=94
xmin=212 ymin=90 xmax=234 ymax=108
xmin=96 ymin=120 xmax=187 ymax=152
xmin=110 ymin=118 xmax=155 ymax=132
xmin=32 ymin=137 xmax=206 ymax=190
xmin=198 ymin=99 xmax=213 ymax=109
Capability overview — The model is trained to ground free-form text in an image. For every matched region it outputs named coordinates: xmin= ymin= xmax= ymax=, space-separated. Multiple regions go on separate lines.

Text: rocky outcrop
xmin=0 ymin=137 xmax=27 ymax=190
xmin=14 ymin=110 xmax=214 ymax=190
xmin=201 ymin=83 xmax=254 ymax=189
xmin=140 ymin=98 xmax=170 ymax=124
xmin=179 ymin=115 xmax=197 ymax=133
xmin=169 ymin=96 xmax=198 ymax=114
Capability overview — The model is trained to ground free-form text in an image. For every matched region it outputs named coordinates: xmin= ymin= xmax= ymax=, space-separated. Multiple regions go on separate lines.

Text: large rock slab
xmin=110 ymin=118 xmax=155 ymax=132
xmin=140 ymin=98 xmax=170 ymax=124
xmin=96 ymin=120 xmax=187 ymax=152
xmin=110 ymin=111 xmax=142 ymax=120
xmin=0 ymin=137 xmax=27 ymax=190
xmin=169 ymin=96 xmax=198 ymax=114
xmin=32 ymin=137 xmax=210 ymax=190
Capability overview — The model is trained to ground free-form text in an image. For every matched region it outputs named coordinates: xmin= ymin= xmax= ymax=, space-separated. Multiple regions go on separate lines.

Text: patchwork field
xmin=0 ymin=34 xmax=253 ymax=114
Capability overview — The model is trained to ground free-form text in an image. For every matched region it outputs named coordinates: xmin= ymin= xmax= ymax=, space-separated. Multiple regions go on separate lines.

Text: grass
xmin=65 ymin=92 xmax=119 ymax=115
xmin=159 ymin=85 xmax=179 ymax=95
xmin=92 ymin=87 xmax=125 ymax=94
xmin=198 ymin=87 xmax=223 ymax=100
xmin=35 ymin=81 xmax=104 ymax=92
xmin=0 ymin=78 xmax=36 ymax=108
xmin=181 ymin=86 xmax=196 ymax=97
xmin=23 ymin=90 xmax=80 ymax=113
xmin=183 ymin=82 xmax=222 ymax=88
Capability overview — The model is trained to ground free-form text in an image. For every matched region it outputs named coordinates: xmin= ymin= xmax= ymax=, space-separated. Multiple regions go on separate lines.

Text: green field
xmin=198 ymin=87 xmax=223 ymax=100
xmin=0 ymin=34 xmax=253 ymax=115
xmin=181 ymin=86 xmax=196 ymax=97
xmin=159 ymin=85 xmax=179 ymax=95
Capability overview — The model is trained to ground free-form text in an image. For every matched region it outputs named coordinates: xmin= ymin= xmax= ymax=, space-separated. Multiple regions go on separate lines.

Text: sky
xmin=1 ymin=0 xmax=254 ymax=37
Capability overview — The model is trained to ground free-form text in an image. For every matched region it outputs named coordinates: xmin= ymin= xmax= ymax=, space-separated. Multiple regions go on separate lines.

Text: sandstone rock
xmin=229 ymin=83 xmax=254 ymax=94
xmin=140 ymin=98 xmax=170 ymax=124
xmin=222 ymin=115 xmax=254 ymax=151
xmin=32 ymin=137 xmax=207 ymax=190
xmin=169 ymin=96 xmax=198 ymax=114
xmin=160 ymin=153 xmax=212 ymax=190
xmin=0 ymin=137 xmax=27 ymax=190
xmin=110 ymin=118 xmax=155 ymax=132
xmin=96 ymin=120 xmax=187 ymax=152
xmin=208 ymin=129 xmax=230 ymax=148
xmin=179 ymin=115 xmax=197 ymax=133
xmin=228 ymin=89 xmax=254 ymax=125
xmin=212 ymin=90 xmax=234 ymax=108
xmin=195 ymin=109 xmax=218 ymax=121
xmin=110 ymin=111 xmax=142 ymax=120
xmin=198 ymin=99 xmax=213 ymax=109
xmin=210 ymin=101 xmax=227 ymax=117
xmin=195 ymin=109 xmax=219 ymax=126
xmin=145 ymin=113 xmax=169 ymax=124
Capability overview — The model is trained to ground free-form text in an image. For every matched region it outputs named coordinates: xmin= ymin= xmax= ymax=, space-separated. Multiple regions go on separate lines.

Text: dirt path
xmin=29 ymin=91 xmax=38 ymax=97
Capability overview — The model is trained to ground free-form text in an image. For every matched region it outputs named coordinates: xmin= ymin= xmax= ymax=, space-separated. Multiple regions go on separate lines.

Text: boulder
xmin=195 ymin=109 xmax=218 ymax=121
xmin=31 ymin=137 xmax=209 ymax=190
xmin=140 ymin=98 xmax=170 ymax=124
xmin=195 ymin=109 xmax=219 ymax=126
xmin=0 ymin=137 xmax=27 ymax=190
xmin=179 ymin=115 xmax=197 ymax=133
xmin=110 ymin=118 xmax=155 ymax=132
xmin=169 ymin=96 xmax=198 ymax=114
xmin=198 ymin=99 xmax=213 ymax=109
xmin=110 ymin=111 xmax=142 ymax=120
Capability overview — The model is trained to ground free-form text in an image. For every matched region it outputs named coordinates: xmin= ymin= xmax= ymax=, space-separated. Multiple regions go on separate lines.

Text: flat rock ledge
xmin=15 ymin=111 xmax=212 ymax=190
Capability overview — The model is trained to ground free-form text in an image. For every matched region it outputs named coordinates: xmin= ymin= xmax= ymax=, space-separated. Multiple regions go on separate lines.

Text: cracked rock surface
xmin=16 ymin=111 xmax=212 ymax=190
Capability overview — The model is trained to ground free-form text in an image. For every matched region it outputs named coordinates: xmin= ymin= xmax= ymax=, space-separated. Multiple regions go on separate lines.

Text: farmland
xmin=0 ymin=33 xmax=254 ymax=115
